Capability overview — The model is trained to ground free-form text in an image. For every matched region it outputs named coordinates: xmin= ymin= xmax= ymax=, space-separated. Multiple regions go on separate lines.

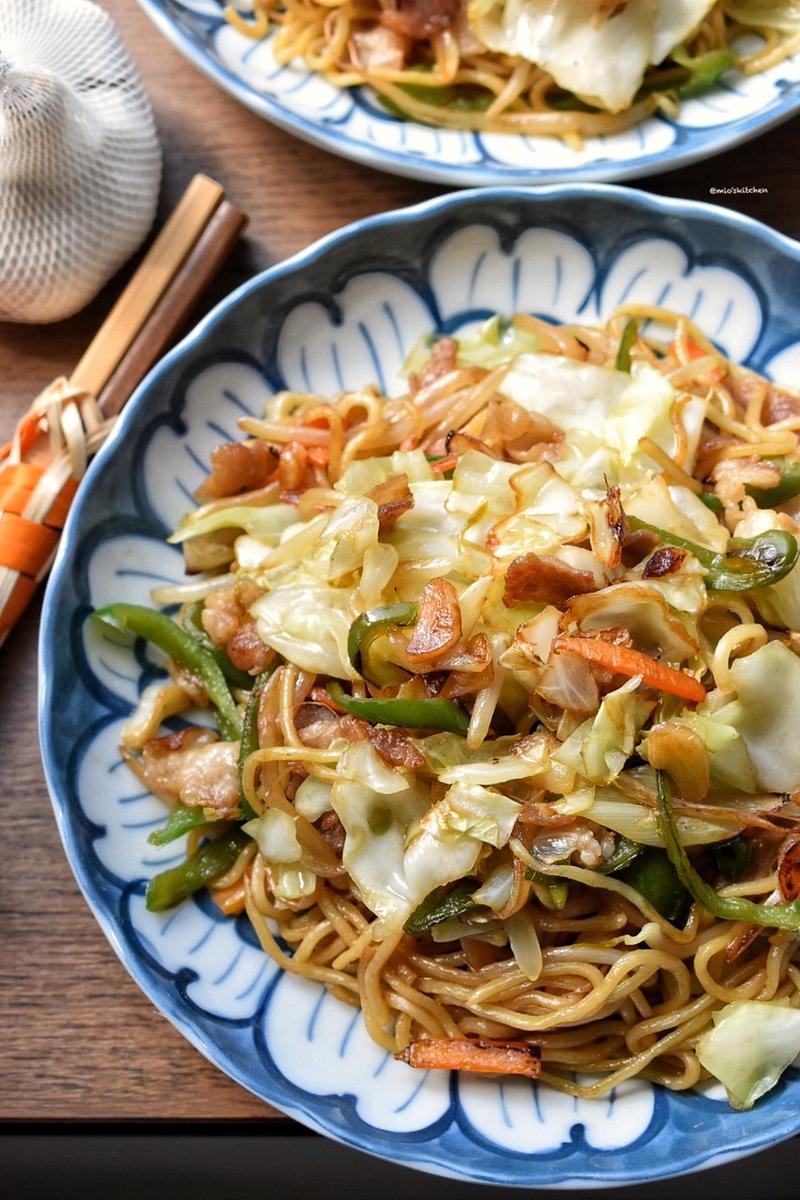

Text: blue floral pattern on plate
xmin=40 ymin=186 xmax=800 ymax=1187
xmin=136 ymin=0 xmax=800 ymax=186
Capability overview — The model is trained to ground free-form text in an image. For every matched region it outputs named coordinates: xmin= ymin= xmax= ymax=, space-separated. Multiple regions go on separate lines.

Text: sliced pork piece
xmin=367 ymin=473 xmax=415 ymax=529
xmin=410 ymin=336 xmax=458 ymax=393
xmin=381 ymin=0 xmax=459 ymax=38
xmin=195 ymin=441 xmax=277 ymax=500
xmin=202 ymin=586 xmax=273 ymax=674
xmin=351 ymin=24 xmax=410 ymax=69
xmin=503 ymin=553 xmax=598 ymax=607
xmin=129 ymin=728 xmax=240 ymax=817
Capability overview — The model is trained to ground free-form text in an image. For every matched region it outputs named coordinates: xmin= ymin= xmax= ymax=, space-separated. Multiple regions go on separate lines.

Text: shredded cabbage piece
xmin=714 ymin=641 xmax=800 ymax=794
xmin=555 ymin=677 xmax=655 ymax=786
xmin=696 ymin=1001 xmax=800 ymax=1109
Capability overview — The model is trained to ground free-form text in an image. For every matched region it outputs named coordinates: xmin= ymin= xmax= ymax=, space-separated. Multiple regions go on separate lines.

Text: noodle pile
xmin=223 ymin=0 xmax=800 ymax=143
xmin=114 ymin=304 xmax=800 ymax=1107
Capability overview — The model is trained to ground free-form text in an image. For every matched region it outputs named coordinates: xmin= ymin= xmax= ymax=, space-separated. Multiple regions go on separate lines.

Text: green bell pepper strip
xmin=614 ymin=319 xmax=638 ymax=373
xmin=212 ymin=652 xmax=256 ymax=693
xmin=184 ymin=600 xmax=207 ymax=637
xmin=547 ymin=89 xmax=600 ymax=113
xmin=525 ymin=870 xmax=569 ymax=911
xmin=238 ymin=665 xmax=279 ymax=822
xmin=619 ymin=847 xmax=689 ymax=925
xmin=746 ymin=458 xmax=800 ymax=508
xmin=183 ymin=601 xmax=255 ymax=692
xmin=327 ymin=680 xmax=470 ymax=735
xmin=672 ymin=47 xmax=735 ymax=99
xmin=93 ymin=603 xmax=242 ymax=742
xmin=628 ymin=516 xmax=799 ymax=592
xmin=379 ymin=83 xmax=494 ymax=118
xmin=145 ymin=828 xmax=249 ymax=912
xmin=657 ymin=771 xmax=800 ymax=930
xmin=347 ymin=603 xmax=418 ymax=688
xmin=595 ymin=835 xmax=642 ymax=876
xmin=404 ymin=882 xmax=477 ymax=935
xmin=698 ymin=492 xmax=724 ymax=514
xmin=147 ymin=803 xmax=215 ymax=847
xmin=713 ymin=835 xmax=750 ymax=883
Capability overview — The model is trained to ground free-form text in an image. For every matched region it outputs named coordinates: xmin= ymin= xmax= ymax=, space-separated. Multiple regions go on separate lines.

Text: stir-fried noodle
xmin=104 ymin=304 xmax=800 ymax=1106
xmin=223 ymin=0 xmax=800 ymax=144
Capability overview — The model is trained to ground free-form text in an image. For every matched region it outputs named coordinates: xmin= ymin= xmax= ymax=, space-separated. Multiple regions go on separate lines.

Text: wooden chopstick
xmin=70 ymin=174 xmax=225 ymax=399
xmin=0 ymin=175 xmax=247 ymax=648
xmin=98 ymin=200 xmax=248 ymax=417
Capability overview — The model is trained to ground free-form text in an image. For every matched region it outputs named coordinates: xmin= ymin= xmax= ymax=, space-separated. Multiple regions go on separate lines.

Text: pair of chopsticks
xmin=0 ymin=175 xmax=248 ymax=647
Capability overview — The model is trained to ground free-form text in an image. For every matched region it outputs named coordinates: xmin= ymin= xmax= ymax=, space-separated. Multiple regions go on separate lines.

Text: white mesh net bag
xmin=0 ymin=0 xmax=162 ymax=323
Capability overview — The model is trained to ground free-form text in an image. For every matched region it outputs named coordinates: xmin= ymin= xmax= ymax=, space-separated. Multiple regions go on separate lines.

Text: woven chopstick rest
xmin=0 ymin=177 xmax=247 ymax=648
xmin=0 ymin=376 xmax=114 ymax=643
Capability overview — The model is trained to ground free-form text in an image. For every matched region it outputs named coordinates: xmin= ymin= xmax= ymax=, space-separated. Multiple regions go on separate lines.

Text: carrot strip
xmin=556 ymin=636 xmax=706 ymax=705
xmin=430 ymin=454 xmax=457 ymax=475
xmin=684 ymin=336 xmax=726 ymax=381
xmin=210 ymin=878 xmax=247 ymax=915
xmin=685 ymin=336 xmax=708 ymax=362
xmin=396 ymin=1038 xmax=541 ymax=1078
xmin=306 ymin=445 xmax=330 ymax=468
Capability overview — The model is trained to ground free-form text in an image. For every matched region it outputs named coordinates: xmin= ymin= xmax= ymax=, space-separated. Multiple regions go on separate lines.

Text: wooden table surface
xmin=3 ymin=0 xmax=800 ymax=1123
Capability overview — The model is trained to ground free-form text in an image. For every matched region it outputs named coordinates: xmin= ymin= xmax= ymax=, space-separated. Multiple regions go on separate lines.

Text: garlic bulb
xmin=0 ymin=0 xmax=162 ymax=324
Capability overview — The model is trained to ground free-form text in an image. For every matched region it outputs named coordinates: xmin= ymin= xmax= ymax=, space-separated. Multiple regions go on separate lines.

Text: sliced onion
xmin=584 ymin=796 xmax=736 ymax=846
xmin=121 ymin=682 xmax=192 ymax=749
xmin=431 ymin=918 xmax=507 ymax=945
xmin=646 ymin=722 xmax=710 ymax=806
xmin=182 ymin=530 xmax=237 ymax=573
xmin=506 ymin=909 xmax=543 ymax=982
xmin=467 ymin=633 xmax=508 ymax=750
xmin=550 ymin=786 xmax=595 ymax=817
xmin=530 ymin=827 xmax=588 ymax=865
xmin=458 ymin=576 xmax=494 ymax=639
xmin=150 ymin=573 xmax=236 ymax=605
xmin=515 ymin=605 xmax=560 ymax=662
xmin=472 ymin=863 xmax=515 ymax=912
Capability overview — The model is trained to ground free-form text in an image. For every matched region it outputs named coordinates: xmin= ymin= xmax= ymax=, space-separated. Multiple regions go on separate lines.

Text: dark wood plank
xmin=1 ymin=0 xmax=799 ymax=1120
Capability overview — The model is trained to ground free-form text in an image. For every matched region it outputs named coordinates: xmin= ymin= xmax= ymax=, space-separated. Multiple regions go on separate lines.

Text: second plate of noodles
xmin=139 ymin=0 xmax=800 ymax=185
xmin=228 ymin=0 xmax=800 ymax=142
xmin=98 ymin=300 xmax=800 ymax=1112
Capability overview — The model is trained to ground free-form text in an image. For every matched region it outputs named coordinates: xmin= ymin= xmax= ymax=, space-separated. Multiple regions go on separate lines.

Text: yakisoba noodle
xmin=101 ymin=301 xmax=800 ymax=1110
xmin=223 ymin=0 xmax=800 ymax=143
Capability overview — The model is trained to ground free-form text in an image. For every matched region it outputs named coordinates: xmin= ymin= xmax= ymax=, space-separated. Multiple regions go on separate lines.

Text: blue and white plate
xmin=40 ymin=186 xmax=800 ymax=1187
xmin=136 ymin=0 xmax=800 ymax=186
